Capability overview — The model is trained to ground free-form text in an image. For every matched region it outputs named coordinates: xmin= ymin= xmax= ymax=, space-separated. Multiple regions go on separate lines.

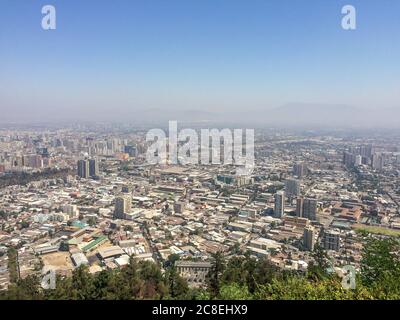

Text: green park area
xmin=355 ymin=225 xmax=400 ymax=237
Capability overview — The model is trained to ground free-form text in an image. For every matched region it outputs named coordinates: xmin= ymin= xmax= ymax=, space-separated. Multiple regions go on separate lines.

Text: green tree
xmin=165 ymin=266 xmax=189 ymax=299
xmin=307 ymin=244 xmax=330 ymax=280
xmin=70 ymin=266 xmax=96 ymax=299
xmin=219 ymin=283 xmax=252 ymax=300
xmin=254 ymin=258 xmax=280 ymax=287
xmin=207 ymin=252 xmax=225 ymax=298
xmin=7 ymin=248 xmax=19 ymax=283
xmin=360 ymin=238 xmax=400 ymax=289
xmin=221 ymin=256 xmax=246 ymax=286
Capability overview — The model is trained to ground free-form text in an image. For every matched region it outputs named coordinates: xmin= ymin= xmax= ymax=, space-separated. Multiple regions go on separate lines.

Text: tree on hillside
xmin=307 ymin=244 xmax=330 ymax=280
xmin=361 ymin=238 xmax=400 ymax=287
xmin=165 ymin=265 xmax=189 ymax=299
xmin=207 ymin=251 xmax=225 ymax=298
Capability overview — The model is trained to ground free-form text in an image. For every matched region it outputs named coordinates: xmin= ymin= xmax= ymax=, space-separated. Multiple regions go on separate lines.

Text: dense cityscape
xmin=1 ymin=123 xmax=400 ymax=299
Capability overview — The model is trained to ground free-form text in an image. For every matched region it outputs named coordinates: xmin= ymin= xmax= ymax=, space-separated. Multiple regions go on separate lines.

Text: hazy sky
xmin=0 ymin=0 xmax=399 ymax=122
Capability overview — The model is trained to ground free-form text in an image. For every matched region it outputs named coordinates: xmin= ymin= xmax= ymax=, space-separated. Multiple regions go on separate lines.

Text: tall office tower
xmin=323 ymin=230 xmax=341 ymax=251
xmin=293 ymin=163 xmax=306 ymax=178
xmin=303 ymin=198 xmax=317 ymax=221
xmin=77 ymin=159 xmax=89 ymax=178
xmin=360 ymin=144 xmax=373 ymax=158
xmin=296 ymin=197 xmax=317 ymax=221
xmin=274 ymin=191 xmax=285 ymax=218
xmin=355 ymin=155 xmax=362 ymax=166
xmin=296 ymin=197 xmax=304 ymax=217
xmin=114 ymin=196 xmax=132 ymax=219
xmin=372 ymin=154 xmax=384 ymax=171
xmin=89 ymin=158 xmax=99 ymax=177
xmin=343 ymin=152 xmax=356 ymax=167
xmin=303 ymin=225 xmax=316 ymax=251
xmin=106 ymin=140 xmax=114 ymax=153
xmin=285 ymin=178 xmax=300 ymax=197
xmin=108 ymin=138 xmax=122 ymax=153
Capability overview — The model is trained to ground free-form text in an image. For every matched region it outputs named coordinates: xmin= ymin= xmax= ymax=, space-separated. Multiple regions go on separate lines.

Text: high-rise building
xmin=78 ymin=159 xmax=99 ymax=178
xmin=296 ymin=197 xmax=317 ymax=221
xmin=355 ymin=155 xmax=362 ymax=166
xmin=114 ymin=196 xmax=132 ymax=219
xmin=303 ymin=225 xmax=315 ymax=251
xmin=293 ymin=163 xmax=307 ymax=178
xmin=77 ymin=160 xmax=89 ymax=178
xmin=343 ymin=152 xmax=356 ymax=167
xmin=274 ymin=191 xmax=285 ymax=218
xmin=285 ymin=178 xmax=300 ymax=197
xmin=304 ymin=198 xmax=317 ymax=221
xmin=323 ymin=230 xmax=340 ymax=251
xmin=296 ymin=197 xmax=304 ymax=217
xmin=372 ymin=154 xmax=384 ymax=171
xmin=360 ymin=145 xmax=373 ymax=158
xmin=89 ymin=158 xmax=99 ymax=177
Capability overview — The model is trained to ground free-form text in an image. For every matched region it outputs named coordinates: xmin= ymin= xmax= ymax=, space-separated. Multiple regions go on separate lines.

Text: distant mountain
xmin=253 ymin=103 xmax=400 ymax=128
xmin=132 ymin=104 xmax=400 ymax=128
xmin=264 ymin=103 xmax=361 ymax=127
xmin=3 ymin=102 xmax=398 ymax=129
xmin=135 ymin=108 xmax=216 ymax=123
